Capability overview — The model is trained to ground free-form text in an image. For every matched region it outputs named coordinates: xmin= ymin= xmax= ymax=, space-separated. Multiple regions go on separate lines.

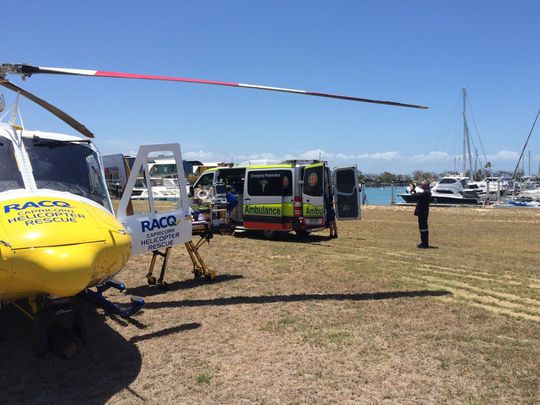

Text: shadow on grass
xmin=144 ymin=289 xmax=452 ymax=310
xmin=0 ymin=302 xmax=198 ymax=404
xmin=242 ymin=232 xmax=337 ymax=246
xmin=126 ymin=274 xmax=244 ymax=297
xmin=130 ymin=322 xmax=201 ymax=343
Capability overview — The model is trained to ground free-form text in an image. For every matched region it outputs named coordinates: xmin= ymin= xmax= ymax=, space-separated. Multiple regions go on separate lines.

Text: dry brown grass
xmin=1 ymin=206 xmax=539 ymax=404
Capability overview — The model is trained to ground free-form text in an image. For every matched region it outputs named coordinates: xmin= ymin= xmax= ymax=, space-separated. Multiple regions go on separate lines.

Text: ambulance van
xmin=190 ymin=160 xmax=360 ymax=237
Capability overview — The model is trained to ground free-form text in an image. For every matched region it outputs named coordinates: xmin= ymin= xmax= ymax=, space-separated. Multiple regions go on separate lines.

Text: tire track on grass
xmin=380 ymin=252 xmax=531 ymax=288
xmin=402 ymin=275 xmax=540 ymax=322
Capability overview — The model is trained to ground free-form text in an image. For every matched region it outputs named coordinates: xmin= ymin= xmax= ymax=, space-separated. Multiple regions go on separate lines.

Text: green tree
xmin=412 ymin=170 xmax=437 ymax=182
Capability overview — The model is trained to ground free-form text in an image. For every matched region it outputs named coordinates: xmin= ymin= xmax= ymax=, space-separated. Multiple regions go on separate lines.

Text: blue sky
xmin=3 ymin=1 xmax=539 ymax=174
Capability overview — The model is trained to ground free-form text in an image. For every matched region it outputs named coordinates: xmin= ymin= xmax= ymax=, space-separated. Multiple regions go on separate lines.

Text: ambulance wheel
xmin=147 ymin=276 xmax=157 ymax=285
xmin=295 ymin=230 xmax=311 ymax=237
xmin=261 ymin=230 xmax=278 ymax=239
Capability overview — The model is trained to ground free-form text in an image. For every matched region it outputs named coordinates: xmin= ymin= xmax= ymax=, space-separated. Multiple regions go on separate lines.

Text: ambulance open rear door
xmin=302 ymin=162 xmax=325 ymax=228
xmin=333 ymin=166 xmax=361 ymax=220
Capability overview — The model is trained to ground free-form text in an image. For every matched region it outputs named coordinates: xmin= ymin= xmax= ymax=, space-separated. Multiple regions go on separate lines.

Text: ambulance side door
xmin=332 ymin=166 xmax=360 ymax=220
xmin=117 ymin=144 xmax=192 ymax=255
xmin=302 ymin=163 xmax=325 ymax=226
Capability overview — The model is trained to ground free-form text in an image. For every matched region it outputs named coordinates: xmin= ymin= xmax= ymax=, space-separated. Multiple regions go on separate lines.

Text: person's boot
xmin=419 ymin=231 xmax=429 ymax=248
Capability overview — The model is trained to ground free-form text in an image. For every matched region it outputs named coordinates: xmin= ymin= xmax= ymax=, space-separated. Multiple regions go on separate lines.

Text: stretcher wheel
xmin=147 ymin=276 xmax=157 ymax=285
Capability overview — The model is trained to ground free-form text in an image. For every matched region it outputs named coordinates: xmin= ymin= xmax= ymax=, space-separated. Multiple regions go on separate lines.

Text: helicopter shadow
xmin=0 ymin=302 xmax=199 ymax=404
xmin=126 ymin=273 xmax=244 ymax=297
xmin=144 ymin=289 xmax=452 ymax=310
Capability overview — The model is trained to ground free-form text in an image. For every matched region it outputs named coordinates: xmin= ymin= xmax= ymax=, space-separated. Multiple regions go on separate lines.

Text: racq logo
xmin=4 ymin=200 xmax=71 ymax=213
xmin=141 ymin=215 xmax=177 ymax=232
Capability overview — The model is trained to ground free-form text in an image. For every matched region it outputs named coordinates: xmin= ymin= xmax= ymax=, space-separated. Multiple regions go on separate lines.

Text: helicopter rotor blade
xmin=9 ymin=64 xmax=428 ymax=110
xmin=0 ymin=79 xmax=94 ymax=138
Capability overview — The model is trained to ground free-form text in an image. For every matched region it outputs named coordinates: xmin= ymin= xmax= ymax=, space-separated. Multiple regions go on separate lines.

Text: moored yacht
xmin=399 ymin=176 xmax=479 ymax=205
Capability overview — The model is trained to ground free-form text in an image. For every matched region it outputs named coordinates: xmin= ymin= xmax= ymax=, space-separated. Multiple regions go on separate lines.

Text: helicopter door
xmin=117 ymin=144 xmax=192 ymax=255
xmin=332 ymin=166 xmax=360 ymax=220
xmin=302 ymin=162 xmax=325 ymax=227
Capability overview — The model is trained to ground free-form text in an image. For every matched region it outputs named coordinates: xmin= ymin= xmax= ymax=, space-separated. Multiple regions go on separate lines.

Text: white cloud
xmin=183 ymin=150 xmax=216 ymax=160
xmin=235 ymin=153 xmax=280 ymax=161
xmin=409 ymin=151 xmax=451 ymax=161
xmin=180 ymin=147 xmax=526 ymax=173
xmin=299 ymin=149 xmax=325 ymax=160
xmin=486 ymin=150 xmax=520 ymax=160
xmin=368 ymin=151 xmax=402 ymax=160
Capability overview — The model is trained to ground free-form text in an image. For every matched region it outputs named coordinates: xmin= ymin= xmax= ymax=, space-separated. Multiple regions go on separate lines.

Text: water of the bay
xmin=362 ymin=186 xmax=408 ymax=206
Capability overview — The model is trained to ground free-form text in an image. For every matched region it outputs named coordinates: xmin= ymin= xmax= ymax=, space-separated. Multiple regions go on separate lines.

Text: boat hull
xmin=399 ymin=193 xmax=479 ymax=205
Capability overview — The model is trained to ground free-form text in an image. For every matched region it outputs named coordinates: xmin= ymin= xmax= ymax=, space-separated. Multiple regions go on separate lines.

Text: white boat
xmin=463 ymin=177 xmax=510 ymax=202
xmin=399 ymin=177 xmax=479 ymax=205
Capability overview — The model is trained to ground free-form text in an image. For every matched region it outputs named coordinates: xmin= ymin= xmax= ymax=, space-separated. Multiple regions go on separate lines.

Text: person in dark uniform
xmin=325 ymin=194 xmax=338 ymax=238
xmin=408 ymin=180 xmax=431 ymax=248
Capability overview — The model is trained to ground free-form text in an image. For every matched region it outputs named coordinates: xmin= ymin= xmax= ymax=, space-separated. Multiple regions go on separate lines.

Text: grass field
xmin=0 ymin=205 xmax=539 ymax=404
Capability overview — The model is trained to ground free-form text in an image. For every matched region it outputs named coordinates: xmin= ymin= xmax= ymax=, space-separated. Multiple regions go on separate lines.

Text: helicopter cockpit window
xmin=23 ymin=138 xmax=111 ymax=210
xmin=0 ymin=138 xmax=24 ymax=192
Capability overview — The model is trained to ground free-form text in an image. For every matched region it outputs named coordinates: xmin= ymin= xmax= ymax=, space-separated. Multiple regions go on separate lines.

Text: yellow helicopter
xmin=0 ymin=63 xmax=427 ymax=358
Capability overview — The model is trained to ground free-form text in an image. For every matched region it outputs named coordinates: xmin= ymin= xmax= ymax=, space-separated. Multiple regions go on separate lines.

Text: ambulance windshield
xmin=0 ymin=137 xmax=24 ymax=192
xmin=23 ymin=137 xmax=110 ymax=209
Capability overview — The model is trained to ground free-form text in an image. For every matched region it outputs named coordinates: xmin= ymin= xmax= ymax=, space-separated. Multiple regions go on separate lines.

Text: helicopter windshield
xmin=23 ymin=138 xmax=111 ymax=210
xmin=0 ymin=138 xmax=25 ymax=192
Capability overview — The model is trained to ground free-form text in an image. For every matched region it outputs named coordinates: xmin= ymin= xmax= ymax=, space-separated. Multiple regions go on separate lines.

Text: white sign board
xmin=117 ymin=144 xmax=192 ymax=255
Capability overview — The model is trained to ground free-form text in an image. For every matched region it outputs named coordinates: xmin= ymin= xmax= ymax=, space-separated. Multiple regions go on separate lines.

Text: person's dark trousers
xmin=418 ymin=215 xmax=429 ymax=248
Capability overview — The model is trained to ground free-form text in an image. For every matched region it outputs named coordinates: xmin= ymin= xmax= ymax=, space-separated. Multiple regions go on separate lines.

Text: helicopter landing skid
xmin=84 ymin=279 xmax=145 ymax=318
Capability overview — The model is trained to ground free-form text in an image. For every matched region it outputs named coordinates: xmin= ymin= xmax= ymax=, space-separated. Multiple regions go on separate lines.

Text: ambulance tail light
xmin=294 ymin=197 xmax=303 ymax=217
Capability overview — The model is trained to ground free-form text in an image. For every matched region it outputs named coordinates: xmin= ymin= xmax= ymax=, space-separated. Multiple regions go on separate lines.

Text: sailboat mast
xmin=462 ymin=88 xmax=474 ymax=181
xmin=462 ymin=89 xmax=467 ymax=176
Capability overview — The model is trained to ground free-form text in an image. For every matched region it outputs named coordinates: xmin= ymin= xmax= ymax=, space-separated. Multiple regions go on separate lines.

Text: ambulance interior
xmin=215 ymin=168 xmax=246 ymax=224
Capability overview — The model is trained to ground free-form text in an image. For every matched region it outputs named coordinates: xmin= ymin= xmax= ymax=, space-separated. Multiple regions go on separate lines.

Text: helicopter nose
xmin=7 ymin=228 xmax=132 ymax=298
xmin=0 ymin=198 xmax=132 ymax=299
xmin=11 ymin=242 xmax=115 ymax=297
